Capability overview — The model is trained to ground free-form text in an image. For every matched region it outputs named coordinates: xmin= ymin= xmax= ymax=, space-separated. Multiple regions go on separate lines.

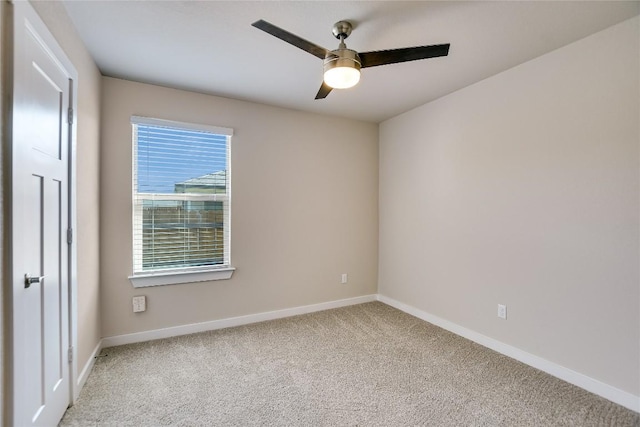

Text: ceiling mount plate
xmin=332 ymin=21 xmax=352 ymax=40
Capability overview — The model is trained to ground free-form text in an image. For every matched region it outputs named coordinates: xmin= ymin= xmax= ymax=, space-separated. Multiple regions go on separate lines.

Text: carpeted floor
xmin=60 ymin=302 xmax=639 ymax=426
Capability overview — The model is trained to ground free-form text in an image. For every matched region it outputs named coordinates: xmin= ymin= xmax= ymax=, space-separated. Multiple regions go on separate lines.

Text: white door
xmin=12 ymin=2 xmax=74 ymax=425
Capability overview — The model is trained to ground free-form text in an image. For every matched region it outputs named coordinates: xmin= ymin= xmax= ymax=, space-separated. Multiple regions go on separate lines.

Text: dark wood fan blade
xmin=359 ymin=44 xmax=450 ymax=68
xmin=252 ymin=20 xmax=329 ymax=60
xmin=315 ymin=82 xmax=333 ymax=100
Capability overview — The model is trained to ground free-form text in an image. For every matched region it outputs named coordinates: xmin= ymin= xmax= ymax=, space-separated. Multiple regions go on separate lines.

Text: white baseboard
xmin=376 ymin=294 xmax=640 ymax=413
xmin=102 ymin=294 xmax=377 ymax=348
xmin=73 ymin=339 xmax=103 ymax=402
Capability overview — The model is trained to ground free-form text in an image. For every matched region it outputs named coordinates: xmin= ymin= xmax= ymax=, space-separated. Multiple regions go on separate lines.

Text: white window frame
xmin=128 ymin=116 xmax=235 ymax=287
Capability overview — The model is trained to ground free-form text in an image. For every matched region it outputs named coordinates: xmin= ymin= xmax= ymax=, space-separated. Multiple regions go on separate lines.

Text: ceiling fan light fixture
xmin=251 ymin=19 xmax=450 ymax=100
xmin=323 ymin=50 xmax=361 ymax=89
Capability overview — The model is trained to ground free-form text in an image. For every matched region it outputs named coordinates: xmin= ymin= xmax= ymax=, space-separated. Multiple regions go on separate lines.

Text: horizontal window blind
xmin=131 ymin=116 xmax=232 ymax=274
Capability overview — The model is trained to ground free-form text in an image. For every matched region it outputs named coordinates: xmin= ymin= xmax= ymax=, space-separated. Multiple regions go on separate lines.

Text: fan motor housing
xmin=324 ymin=48 xmax=361 ymax=71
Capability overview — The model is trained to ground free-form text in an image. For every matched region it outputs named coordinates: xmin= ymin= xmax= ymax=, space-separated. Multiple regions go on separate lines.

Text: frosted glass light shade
xmin=324 ymin=66 xmax=361 ymax=89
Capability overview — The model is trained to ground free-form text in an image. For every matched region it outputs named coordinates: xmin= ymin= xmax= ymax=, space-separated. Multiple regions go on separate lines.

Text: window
xmin=129 ymin=116 xmax=234 ymax=287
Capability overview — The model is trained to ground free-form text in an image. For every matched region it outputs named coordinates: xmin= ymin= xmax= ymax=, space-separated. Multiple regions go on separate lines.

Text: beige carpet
xmin=60 ymin=302 xmax=639 ymax=426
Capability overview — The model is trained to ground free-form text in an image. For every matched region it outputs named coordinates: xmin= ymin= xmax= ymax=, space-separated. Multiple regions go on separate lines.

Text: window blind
xmin=131 ymin=116 xmax=232 ymax=274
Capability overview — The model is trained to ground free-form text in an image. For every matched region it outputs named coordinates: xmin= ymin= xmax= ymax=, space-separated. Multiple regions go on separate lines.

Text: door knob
xmin=24 ymin=274 xmax=45 ymax=288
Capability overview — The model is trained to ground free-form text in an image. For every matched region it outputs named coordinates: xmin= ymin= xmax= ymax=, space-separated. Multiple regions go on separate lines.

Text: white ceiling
xmin=63 ymin=1 xmax=639 ymax=123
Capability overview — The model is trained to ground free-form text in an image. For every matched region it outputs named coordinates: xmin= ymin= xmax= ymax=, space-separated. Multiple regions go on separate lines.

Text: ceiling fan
xmin=252 ymin=19 xmax=450 ymax=100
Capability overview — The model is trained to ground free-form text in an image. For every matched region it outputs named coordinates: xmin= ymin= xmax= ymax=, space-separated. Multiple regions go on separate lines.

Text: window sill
xmin=128 ymin=267 xmax=235 ymax=288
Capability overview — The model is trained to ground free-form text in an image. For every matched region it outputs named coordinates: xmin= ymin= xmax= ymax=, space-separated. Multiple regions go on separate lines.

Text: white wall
xmin=379 ymin=16 xmax=639 ymax=397
xmin=100 ymin=77 xmax=378 ymax=338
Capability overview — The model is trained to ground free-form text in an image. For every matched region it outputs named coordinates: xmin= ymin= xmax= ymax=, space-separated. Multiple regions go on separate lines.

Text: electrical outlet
xmin=497 ymin=304 xmax=507 ymax=320
xmin=133 ymin=296 xmax=146 ymax=313
xmin=341 ymin=273 xmax=348 ymax=284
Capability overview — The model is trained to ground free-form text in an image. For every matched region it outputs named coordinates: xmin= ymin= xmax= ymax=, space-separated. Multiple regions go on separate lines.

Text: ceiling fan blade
xmin=315 ymin=82 xmax=333 ymax=100
xmin=359 ymin=44 xmax=450 ymax=68
xmin=252 ymin=20 xmax=329 ymax=60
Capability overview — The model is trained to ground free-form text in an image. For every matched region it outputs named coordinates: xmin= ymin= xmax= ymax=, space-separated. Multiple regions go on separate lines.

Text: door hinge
xmin=68 ymin=347 xmax=73 ymax=363
xmin=67 ymin=228 xmax=73 ymax=245
xmin=68 ymin=107 xmax=74 ymax=125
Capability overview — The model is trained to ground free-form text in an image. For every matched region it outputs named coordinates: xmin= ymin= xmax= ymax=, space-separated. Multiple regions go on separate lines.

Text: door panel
xmin=43 ymin=179 xmax=64 ymax=392
xmin=12 ymin=2 xmax=72 ymax=426
xmin=24 ymin=174 xmax=44 ymax=419
xmin=29 ymin=63 xmax=64 ymax=160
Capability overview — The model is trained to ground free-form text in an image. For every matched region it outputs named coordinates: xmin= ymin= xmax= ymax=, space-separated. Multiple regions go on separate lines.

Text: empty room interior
xmin=1 ymin=1 xmax=639 ymax=425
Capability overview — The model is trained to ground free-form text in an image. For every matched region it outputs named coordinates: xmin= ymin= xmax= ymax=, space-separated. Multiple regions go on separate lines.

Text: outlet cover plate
xmin=133 ymin=296 xmax=146 ymax=313
xmin=497 ymin=304 xmax=507 ymax=319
